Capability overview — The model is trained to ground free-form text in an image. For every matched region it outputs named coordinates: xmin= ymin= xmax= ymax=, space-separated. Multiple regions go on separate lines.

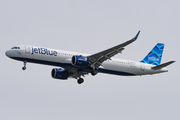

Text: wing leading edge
xmin=88 ymin=31 xmax=140 ymax=69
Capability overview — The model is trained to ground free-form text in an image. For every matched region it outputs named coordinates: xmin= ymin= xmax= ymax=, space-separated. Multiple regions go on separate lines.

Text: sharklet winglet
xmin=134 ymin=31 xmax=140 ymax=40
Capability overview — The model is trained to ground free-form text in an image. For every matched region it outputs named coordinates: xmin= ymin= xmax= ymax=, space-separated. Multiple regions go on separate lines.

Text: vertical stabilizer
xmin=140 ymin=43 xmax=164 ymax=65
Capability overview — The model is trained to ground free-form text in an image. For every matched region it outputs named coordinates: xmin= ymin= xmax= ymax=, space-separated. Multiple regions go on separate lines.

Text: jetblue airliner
xmin=5 ymin=31 xmax=175 ymax=84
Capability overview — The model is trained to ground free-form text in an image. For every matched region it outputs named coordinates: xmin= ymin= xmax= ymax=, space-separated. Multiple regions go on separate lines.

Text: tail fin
xmin=140 ymin=43 xmax=165 ymax=65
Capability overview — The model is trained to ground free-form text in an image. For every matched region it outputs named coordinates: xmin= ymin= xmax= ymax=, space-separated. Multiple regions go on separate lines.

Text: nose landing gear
xmin=22 ymin=61 xmax=27 ymax=70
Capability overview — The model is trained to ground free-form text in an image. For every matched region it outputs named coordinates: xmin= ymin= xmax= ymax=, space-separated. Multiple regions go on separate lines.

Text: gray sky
xmin=0 ymin=0 xmax=180 ymax=120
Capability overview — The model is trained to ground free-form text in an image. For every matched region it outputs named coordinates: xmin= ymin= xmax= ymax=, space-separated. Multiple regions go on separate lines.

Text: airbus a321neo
xmin=5 ymin=31 xmax=175 ymax=84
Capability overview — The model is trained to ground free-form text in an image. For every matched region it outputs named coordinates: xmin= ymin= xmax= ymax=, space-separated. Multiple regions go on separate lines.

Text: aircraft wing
xmin=87 ymin=31 xmax=140 ymax=69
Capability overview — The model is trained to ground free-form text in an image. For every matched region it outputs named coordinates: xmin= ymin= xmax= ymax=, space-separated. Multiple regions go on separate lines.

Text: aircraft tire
xmin=77 ymin=78 xmax=84 ymax=84
xmin=22 ymin=66 xmax=26 ymax=70
xmin=91 ymin=70 xmax=98 ymax=76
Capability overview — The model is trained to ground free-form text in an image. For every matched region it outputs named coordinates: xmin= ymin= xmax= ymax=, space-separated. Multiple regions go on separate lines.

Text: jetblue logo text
xmin=31 ymin=47 xmax=57 ymax=56
xmin=148 ymin=56 xmax=159 ymax=61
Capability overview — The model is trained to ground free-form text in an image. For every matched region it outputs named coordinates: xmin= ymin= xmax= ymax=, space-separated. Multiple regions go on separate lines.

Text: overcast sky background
xmin=0 ymin=0 xmax=180 ymax=120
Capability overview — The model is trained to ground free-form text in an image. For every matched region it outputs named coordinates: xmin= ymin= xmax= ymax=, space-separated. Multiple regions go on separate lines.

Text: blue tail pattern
xmin=140 ymin=43 xmax=164 ymax=65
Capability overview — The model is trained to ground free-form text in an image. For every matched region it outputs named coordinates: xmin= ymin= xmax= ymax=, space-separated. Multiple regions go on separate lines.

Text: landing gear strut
xmin=22 ymin=61 xmax=27 ymax=70
xmin=77 ymin=78 xmax=84 ymax=84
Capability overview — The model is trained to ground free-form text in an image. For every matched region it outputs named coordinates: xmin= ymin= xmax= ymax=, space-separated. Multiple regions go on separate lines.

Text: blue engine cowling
xmin=51 ymin=68 xmax=68 ymax=80
xmin=72 ymin=55 xmax=89 ymax=67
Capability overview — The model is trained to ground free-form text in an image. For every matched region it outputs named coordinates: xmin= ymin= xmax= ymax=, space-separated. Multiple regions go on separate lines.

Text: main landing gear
xmin=77 ymin=78 xmax=84 ymax=84
xmin=22 ymin=61 xmax=27 ymax=70
xmin=91 ymin=70 xmax=98 ymax=76
xmin=77 ymin=70 xmax=98 ymax=84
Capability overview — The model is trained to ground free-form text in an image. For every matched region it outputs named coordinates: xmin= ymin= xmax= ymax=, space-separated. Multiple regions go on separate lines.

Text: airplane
xmin=5 ymin=31 xmax=175 ymax=84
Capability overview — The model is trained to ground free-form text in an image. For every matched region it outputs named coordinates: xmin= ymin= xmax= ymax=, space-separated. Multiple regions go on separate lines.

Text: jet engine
xmin=51 ymin=68 xmax=68 ymax=80
xmin=72 ymin=55 xmax=89 ymax=67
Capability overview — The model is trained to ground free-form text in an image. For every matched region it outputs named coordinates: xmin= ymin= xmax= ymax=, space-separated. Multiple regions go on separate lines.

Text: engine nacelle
xmin=51 ymin=68 xmax=68 ymax=80
xmin=72 ymin=55 xmax=89 ymax=67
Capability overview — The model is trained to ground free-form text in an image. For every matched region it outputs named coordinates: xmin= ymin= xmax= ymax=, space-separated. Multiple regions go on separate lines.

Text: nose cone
xmin=5 ymin=50 xmax=12 ymax=57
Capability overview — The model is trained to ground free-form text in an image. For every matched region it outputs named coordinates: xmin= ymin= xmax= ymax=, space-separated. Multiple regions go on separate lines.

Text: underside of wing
xmin=63 ymin=66 xmax=89 ymax=79
xmin=88 ymin=31 xmax=140 ymax=69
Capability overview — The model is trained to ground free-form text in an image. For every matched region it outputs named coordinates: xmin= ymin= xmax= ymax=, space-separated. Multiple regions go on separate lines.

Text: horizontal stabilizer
xmin=151 ymin=61 xmax=175 ymax=70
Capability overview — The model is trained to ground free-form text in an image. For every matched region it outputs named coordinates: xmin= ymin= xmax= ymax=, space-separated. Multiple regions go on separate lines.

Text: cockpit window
xmin=11 ymin=47 xmax=20 ymax=49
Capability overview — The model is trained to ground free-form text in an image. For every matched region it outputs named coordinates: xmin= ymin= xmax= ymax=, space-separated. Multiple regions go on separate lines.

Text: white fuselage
xmin=5 ymin=45 xmax=168 ymax=76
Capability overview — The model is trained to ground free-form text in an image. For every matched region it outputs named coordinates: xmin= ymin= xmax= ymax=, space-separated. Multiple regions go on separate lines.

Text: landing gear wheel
xmin=77 ymin=78 xmax=84 ymax=84
xmin=91 ymin=70 xmax=98 ymax=76
xmin=22 ymin=66 xmax=26 ymax=70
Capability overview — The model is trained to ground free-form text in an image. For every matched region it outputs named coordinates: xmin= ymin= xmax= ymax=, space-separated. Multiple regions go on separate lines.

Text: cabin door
xmin=25 ymin=46 xmax=30 ymax=54
xmin=141 ymin=63 xmax=145 ymax=71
